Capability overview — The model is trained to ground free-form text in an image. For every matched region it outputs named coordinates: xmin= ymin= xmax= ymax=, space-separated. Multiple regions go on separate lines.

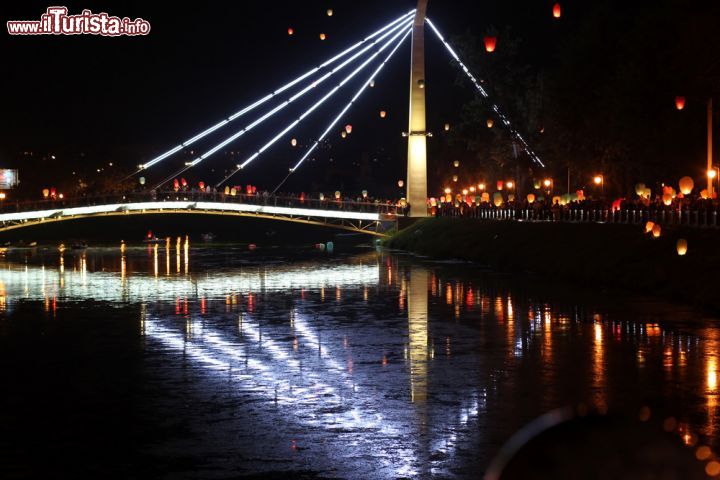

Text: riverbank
xmin=386 ymin=217 xmax=720 ymax=311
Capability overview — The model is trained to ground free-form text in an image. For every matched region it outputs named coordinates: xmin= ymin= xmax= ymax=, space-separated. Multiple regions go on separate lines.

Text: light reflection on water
xmin=0 ymin=244 xmax=719 ymax=477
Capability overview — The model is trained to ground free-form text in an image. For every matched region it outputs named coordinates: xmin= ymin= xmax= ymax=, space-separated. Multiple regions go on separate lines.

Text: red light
xmin=287 ymin=28 xmax=294 ymax=36
xmin=675 ymin=96 xmax=686 ymax=110
xmin=553 ymin=3 xmax=562 ymax=19
xmin=484 ymin=36 xmax=497 ymax=53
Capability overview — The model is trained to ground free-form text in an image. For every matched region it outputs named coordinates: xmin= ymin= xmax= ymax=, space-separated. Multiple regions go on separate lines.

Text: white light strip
xmin=0 ymin=201 xmax=381 ymax=224
xmin=291 ymin=28 xmax=413 ymax=172
xmin=189 ymin=19 xmax=413 ymax=182
xmin=139 ymin=10 xmax=416 ymax=170
xmin=425 ymin=18 xmax=546 ymax=168
xmin=217 ymin=23 xmax=413 ymax=187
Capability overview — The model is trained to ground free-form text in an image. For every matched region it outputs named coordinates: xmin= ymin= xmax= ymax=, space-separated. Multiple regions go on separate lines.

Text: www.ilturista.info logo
xmin=7 ymin=6 xmax=150 ymax=36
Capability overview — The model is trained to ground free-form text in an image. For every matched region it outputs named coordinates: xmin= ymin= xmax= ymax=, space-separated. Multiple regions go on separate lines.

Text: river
xmin=0 ymin=241 xmax=717 ymax=478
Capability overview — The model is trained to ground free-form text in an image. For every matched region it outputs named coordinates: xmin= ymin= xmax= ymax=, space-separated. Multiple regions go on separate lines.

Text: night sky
xmin=1 ymin=1 xmax=706 ymax=196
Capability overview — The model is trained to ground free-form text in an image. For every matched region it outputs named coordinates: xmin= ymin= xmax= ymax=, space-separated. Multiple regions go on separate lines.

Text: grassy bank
xmin=386 ymin=217 xmax=720 ymax=311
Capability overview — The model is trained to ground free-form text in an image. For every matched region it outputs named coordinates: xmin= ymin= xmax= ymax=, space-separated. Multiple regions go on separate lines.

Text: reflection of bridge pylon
xmin=408 ymin=266 xmax=429 ymax=403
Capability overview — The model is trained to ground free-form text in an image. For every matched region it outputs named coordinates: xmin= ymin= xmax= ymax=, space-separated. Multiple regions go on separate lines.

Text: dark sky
xmin=0 ymin=0 xmax=582 ymax=192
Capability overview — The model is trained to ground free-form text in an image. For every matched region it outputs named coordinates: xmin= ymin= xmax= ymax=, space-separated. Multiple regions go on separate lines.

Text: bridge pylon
xmin=406 ymin=0 xmax=429 ymax=217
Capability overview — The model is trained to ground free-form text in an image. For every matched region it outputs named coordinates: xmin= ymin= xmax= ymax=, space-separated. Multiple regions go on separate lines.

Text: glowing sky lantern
xmin=334 ymin=190 xmax=341 ymax=200
xmin=675 ymin=96 xmax=686 ymax=111
xmin=345 ymin=124 xmax=352 ymax=134
xmin=198 ymin=181 xmax=205 ymax=190
xmin=493 ymin=192 xmax=503 ymax=207
xmin=634 ymin=183 xmax=646 ymax=196
xmin=487 ymin=118 xmax=494 ymax=128
xmin=444 ymin=123 xmax=451 ymax=131
xmin=341 ymin=130 xmax=347 ymax=138
xmin=452 ymin=175 xmax=458 ymax=182
xmin=496 ymin=180 xmax=504 ymax=191
xmin=287 ymin=27 xmax=294 ymax=36
xmin=645 ymin=221 xmax=655 ymax=233
xmin=327 ymin=8 xmax=333 ymax=17
xmin=662 ymin=193 xmax=672 ymax=206
xmin=527 ymin=193 xmax=536 ymax=204
xmin=398 ymin=180 xmax=404 ymax=188
xmin=42 ymin=188 xmax=49 ymax=198
xmin=676 ymin=239 xmax=688 ymax=256
xmin=291 ymin=138 xmax=297 ymax=147
xmin=173 ymin=178 xmax=180 ymax=191
xmin=484 ymin=36 xmax=497 ymax=53
xmin=319 ymin=33 xmax=326 ymax=41
xmin=369 ymin=80 xmax=375 ymax=87
xmin=380 ymin=110 xmax=386 ymax=118
xmin=553 ymin=3 xmax=562 ymax=19
xmin=679 ymin=176 xmax=694 ymax=195
xmin=180 ymin=177 xmax=187 ymax=187
xmin=652 ymin=224 xmax=661 ymax=238
xmin=453 ymin=160 xmax=460 ymax=168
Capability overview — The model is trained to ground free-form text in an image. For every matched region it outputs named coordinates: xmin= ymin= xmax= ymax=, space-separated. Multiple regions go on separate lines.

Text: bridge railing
xmin=434 ymin=205 xmax=720 ymax=228
xmin=0 ymin=192 xmax=399 ymax=217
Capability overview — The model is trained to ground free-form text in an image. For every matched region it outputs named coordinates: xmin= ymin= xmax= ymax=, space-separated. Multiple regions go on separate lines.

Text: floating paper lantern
xmin=679 ymin=176 xmax=694 ymax=195
xmin=319 ymin=33 xmax=326 ymax=41
xmin=230 ymin=187 xmax=237 ymax=196
xmin=327 ymin=8 xmax=333 ymax=16
xmin=553 ymin=3 xmax=562 ymax=18
xmin=445 ymin=194 xmax=452 ymax=203
xmin=487 ymin=118 xmax=494 ymax=128
xmin=552 ymin=195 xmax=561 ymax=205
xmin=417 ymin=79 xmax=425 ymax=89
xmin=362 ymin=190 xmax=368 ymax=198
xmin=319 ymin=193 xmax=325 ymax=201
xmin=652 ymin=224 xmax=661 ymax=238
xmin=173 ymin=178 xmax=180 ymax=191
xmin=42 ymin=188 xmax=50 ymax=198
xmin=198 ymin=181 xmax=205 ymax=190
xmin=452 ymin=175 xmax=458 ymax=182
xmin=180 ymin=177 xmax=187 ymax=187
xmin=398 ymin=180 xmax=404 ymax=188
xmin=335 ymin=191 xmax=341 ymax=200
xmin=345 ymin=124 xmax=352 ymax=134
xmin=484 ymin=36 xmax=497 ymax=53
xmin=493 ymin=192 xmax=503 ymax=207
xmin=369 ymin=80 xmax=375 ymax=87
xmin=453 ymin=160 xmax=460 ymax=168
xmin=139 ymin=177 xmax=145 ymax=185
xmin=662 ymin=193 xmax=672 ymax=206
xmin=634 ymin=183 xmax=646 ymax=196
xmin=645 ymin=221 xmax=655 ymax=233
xmin=287 ymin=27 xmax=294 ymax=36
xmin=701 ymin=189 xmax=710 ymax=199
xmin=481 ymin=192 xmax=490 ymax=203
xmin=380 ymin=110 xmax=386 ymax=118
xmin=291 ymin=138 xmax=297 ymax=147
xmin=444 ymin=123 xmax=451 ymax=131
xmin=533 ymin=180 xmax=541 ymax=189
xmin=676 ymin=239 xmax=688 ymax=256
xmin=224 ymin=186 xmax=230 ymax=195
xmin=675 ymin=96 xmax=686 ymax=111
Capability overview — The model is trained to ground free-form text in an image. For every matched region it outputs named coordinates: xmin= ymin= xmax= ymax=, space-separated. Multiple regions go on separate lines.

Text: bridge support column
xmin=406 ymin=0 xmax=429 ymax=218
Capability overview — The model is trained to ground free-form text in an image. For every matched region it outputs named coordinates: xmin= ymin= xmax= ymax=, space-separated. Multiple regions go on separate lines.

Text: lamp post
xmin=676 ymin=97 xmax=714 ymax=198
xmin=593 ymin=174 xmax=604 ymax=197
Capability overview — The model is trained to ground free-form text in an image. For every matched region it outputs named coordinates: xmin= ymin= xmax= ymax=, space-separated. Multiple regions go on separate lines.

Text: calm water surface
xmin=0 ymin=241 xmax=718 ymax=479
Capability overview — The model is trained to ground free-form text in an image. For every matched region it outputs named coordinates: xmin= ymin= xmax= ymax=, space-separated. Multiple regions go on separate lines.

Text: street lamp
xmin=593 ymin=174 xmax=604 ymax=196
xmin=675 ymin=97 xmax=714 ymax=197
xmin=543 ymin=178 xmax=553 ymax=196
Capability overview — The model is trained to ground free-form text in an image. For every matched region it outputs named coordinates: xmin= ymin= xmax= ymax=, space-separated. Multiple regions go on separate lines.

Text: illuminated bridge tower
xmin=406 ymin=0 xmax=429 ymax=217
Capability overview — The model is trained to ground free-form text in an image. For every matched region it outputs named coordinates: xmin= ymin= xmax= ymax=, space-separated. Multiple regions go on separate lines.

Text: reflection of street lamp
xmin=593 ymin=174 xmax=604 ymax=196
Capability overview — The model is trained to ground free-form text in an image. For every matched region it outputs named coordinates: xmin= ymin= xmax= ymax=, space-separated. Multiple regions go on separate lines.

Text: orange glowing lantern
xmin=487 ymin=118 xmax=494 ymax=128
xmin=676 ymin=238 xmax=688 ymax=256
xmin=527 ymin=193 xmax=536 ymax=204
xmin=335 ymin=191 xmax=341 ymax=200
xmin=645 ymin=221 xmax=655 ymax=233
xmin=444 ymin=123 xmax=451 ymax=131
xmin=679 ymin=176 xmax=694 ymax=195
xmin=493 ymin=192 xmax=503 ymax=207
xmin=675 ymin=96 xmax=686 ymax=111
xmin=180 ymin=177 xmax=187 ymax=187
xmin=452 ymin=175 xmax=458 ymax=182
xmin=398 ymin=180 xmax=404 ymax=188
xmin=652 ymin=224 xmax=661 ymax=238
xmin=484 ymin=36 xmax=497 ymax=53
xmin=453 ymin=160 xmax=460 ymax=168
xmin=553 ymin=3 xmax=562 ymax=18
xmin=662 ymin=193 xmax=672 ymax=206
xmin=224 ymin=186 xmax=230 ymax=195
xmin=345 ymin=124 xmax=352 ymax=134
xmin=198 ymin=181 xmax=205 ymax=190
xmin=173 ymin=178 xmax=180 ymax=191
xmin=42 ymin=188 xmax=50 ymax=198
xmin=341 ymin=130 xmax=347 ymax=138
xmin=291 ymin=138 xmax=297 ymax=147
xmin=319 ymin=33 xmax=326 ymax=41
xmin=496 ymin=180 xmax=504 ymax=191
xmin=380 ymin=110 xmax=386 ymax=118
xmin=287 ymin=27 xmax=294 ymax=36
xmin=701 ymin=189 xmax=710 ymax=199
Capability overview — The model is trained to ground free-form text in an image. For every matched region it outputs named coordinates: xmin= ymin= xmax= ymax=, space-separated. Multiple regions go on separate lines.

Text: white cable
xmin=216 ymin=22 xmax=413 ymax=187
xmin=138 ymin=9 xmax=416 ymax=171
xmin=425 ymin=18 xmax=546 ymax=168
xmin=290 ymin=29 xmax=412 ymax=173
